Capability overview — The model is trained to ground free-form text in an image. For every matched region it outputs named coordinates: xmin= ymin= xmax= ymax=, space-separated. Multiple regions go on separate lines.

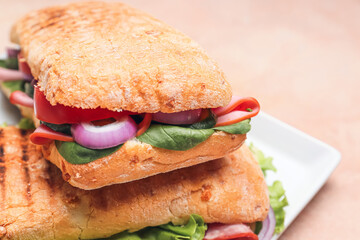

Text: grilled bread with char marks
xmin=0 ymin=127 xmax=269 ymax=240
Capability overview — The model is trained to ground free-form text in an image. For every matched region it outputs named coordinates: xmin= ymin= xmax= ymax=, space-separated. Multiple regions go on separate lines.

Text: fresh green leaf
xmin=268 ymin=181 xmax=288 ymax=234
xmin=137 ymin=124 xmax=214 ymax=151
xmin=254 ymin=221 xmax=263 ymax=235
xmin=41 ymin=121 xmax=72 ymax=135
xmin=24 ymin=82 xmax=34 ymax=98
xmin=0 ymin=59 xmax=6 ymax=68
xmin=97 ymin=214 xmax=207 ymax=240
xmin=18 ymin=118 xmax=35 ymax=130
xmin=1 ymin=81 xmax=25 ymax=93
xmin=138 ymin=119 xmax=251 ymax=151
xmin=213 ymin=119 xmax=251 ymax=134
xmin=55 ymin=141 xmax=122 ymax=164
xmin=248 ymin=143 xmax=277 ymax=176
xmin=188 ymin=110 xmax=217 ymax=129
xmin=5 ymin=57 xmax=18 ymax=70
xmin=0 ymin=57 xmax=18 ymax=69
xmin=249 ymin=144 xmax=288 ymax=234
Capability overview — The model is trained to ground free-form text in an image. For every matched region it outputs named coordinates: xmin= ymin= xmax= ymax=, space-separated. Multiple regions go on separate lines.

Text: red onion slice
xmin=6 ymin=47 xmax=20 ymax=58
xmin=71 ymin=116 xmax=137 ymax=149
xmin=258 ymin=207 xmax=276 ymax=240
xmin=152 ymin=109 xmax=202 ymax=125
xmin=0 ymin=67 xmax=32 ymax=81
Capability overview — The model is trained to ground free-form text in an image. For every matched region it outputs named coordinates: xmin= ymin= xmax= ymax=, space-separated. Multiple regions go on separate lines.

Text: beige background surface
xmin=0 ymin=0 xmax=359 ymax=239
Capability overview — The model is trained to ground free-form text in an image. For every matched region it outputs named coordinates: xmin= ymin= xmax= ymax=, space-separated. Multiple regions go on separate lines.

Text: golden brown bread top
xmin=11 ymin=1 xmax=232 ymax=112
xmin=0 ymin=127 xmax=269 ymax=240
xmin=42 ymin=131 xmax=247 ymax=190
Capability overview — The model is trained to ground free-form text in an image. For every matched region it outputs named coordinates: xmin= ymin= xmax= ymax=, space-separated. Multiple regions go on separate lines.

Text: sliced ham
xmin=30 ymin=124 xmax=74 ymax=145
xmin=213 ymin=96 xmax=260 ymax=127
xmin=204 ymin=223 xmax=258 ymax=240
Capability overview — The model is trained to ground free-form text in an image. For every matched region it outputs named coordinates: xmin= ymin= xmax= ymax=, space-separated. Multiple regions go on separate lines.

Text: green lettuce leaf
xmin=249 ymin=143 xmax=276 ymax=176
xmin=0 ymin=58 xmax=18 ymax=69
xmin=1 ymin=80 xmax=25 ymax=93
xmin=97 ymin=214 xmax=207 ymax=240
xmin=268 ymin=181 xmax=288 ymax=234
xmin=249 ymin=143 xmax=288 ymax=234
xmin=55 ymin=141 xmax=123 ymax=164
xmin=18 ymin=118 xmax=35 ymax=130
xmin=4 ymin=57 xmax=18 ymax=70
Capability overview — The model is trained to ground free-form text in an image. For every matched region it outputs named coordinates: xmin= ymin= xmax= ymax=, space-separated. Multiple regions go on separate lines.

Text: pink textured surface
xmin=0 ymin=0 xmax=359 ymax=238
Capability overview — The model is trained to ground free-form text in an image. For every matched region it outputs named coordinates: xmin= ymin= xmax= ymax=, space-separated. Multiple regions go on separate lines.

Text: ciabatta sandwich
xmin=1 ymin=2 xmax=260 ymax=189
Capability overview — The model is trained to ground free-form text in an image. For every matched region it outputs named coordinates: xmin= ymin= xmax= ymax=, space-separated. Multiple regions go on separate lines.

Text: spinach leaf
xmin=213 ymin=119 xmax=251 ymax=134
xmin=137 ymin=124 xmax=214 ymax=151
xmin=24 ymin=82 xmax=34 ymax=98
xmin=1 ymin=80 xmax=25 ymax=92
xmin=55 ymin=141 xmax=122 ymax=165
xmin=97 ymin=214 xmax=207 ymax=240
xmin=188 ymin=110 xmax=217 ymax=129
xmin=41 ymin=121 xmax=72 ymax=135
xmin=138 ymin=119 xmax=251 ymax=151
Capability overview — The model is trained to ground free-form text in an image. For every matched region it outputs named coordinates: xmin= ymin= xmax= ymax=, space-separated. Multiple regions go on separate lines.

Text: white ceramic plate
xmin=247 ymin=112 xmax=341 ymax=239
xmin=0 ymin=53 xmax=341 ymax=238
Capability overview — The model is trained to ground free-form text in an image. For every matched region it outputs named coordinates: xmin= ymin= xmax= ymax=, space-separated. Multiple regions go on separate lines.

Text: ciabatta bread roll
xmin=0 ymin=127 xmax=269 ymax=240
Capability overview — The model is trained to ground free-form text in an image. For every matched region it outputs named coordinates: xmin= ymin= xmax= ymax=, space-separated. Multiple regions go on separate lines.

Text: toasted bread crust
xmin=0 ymin=127 xmax=269 ymax=240
xmin=42 ymin=132 xmax=246 ymax=190
xmin=11 ymin=1 xmax=231 ymax=113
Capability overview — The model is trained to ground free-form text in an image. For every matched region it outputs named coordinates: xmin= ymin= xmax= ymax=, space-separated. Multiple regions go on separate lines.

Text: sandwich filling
xmin=1 ymin=52 xmax=260 ymax=165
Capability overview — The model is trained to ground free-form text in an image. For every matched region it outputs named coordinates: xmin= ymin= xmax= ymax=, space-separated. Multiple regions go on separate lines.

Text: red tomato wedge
xmin=9 ymin=90 xmax=34 ymax=108
xmin=213 ymin=96 xmax=260 ymax=127
xmin=34 ymin=87 xmax=134 ymax=124
xmin=204 ymin=223 xmax=258 ymax=240
xmin=30 ymin=124 xmax=74 ymax=145
xmin=136 ymin=113 xmax=152 ymax=137
xmin=17 ymin=52 xmax=32 ymax=76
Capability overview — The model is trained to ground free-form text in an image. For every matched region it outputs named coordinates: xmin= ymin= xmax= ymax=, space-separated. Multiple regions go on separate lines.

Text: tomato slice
xmin=136 ymin=113 xmax=152 ymax=137
xmin=17 ymin=52 xmax=32 ymax=76
xmin=34 ymin=87 xmax=134 ymax=124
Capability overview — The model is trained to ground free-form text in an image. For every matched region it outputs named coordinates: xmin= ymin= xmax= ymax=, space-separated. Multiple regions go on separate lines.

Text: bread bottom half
xmin=42 ymin=131 xmax=247 ymax=190
xmin=0 ymin=127 xmax=269 ymax=240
